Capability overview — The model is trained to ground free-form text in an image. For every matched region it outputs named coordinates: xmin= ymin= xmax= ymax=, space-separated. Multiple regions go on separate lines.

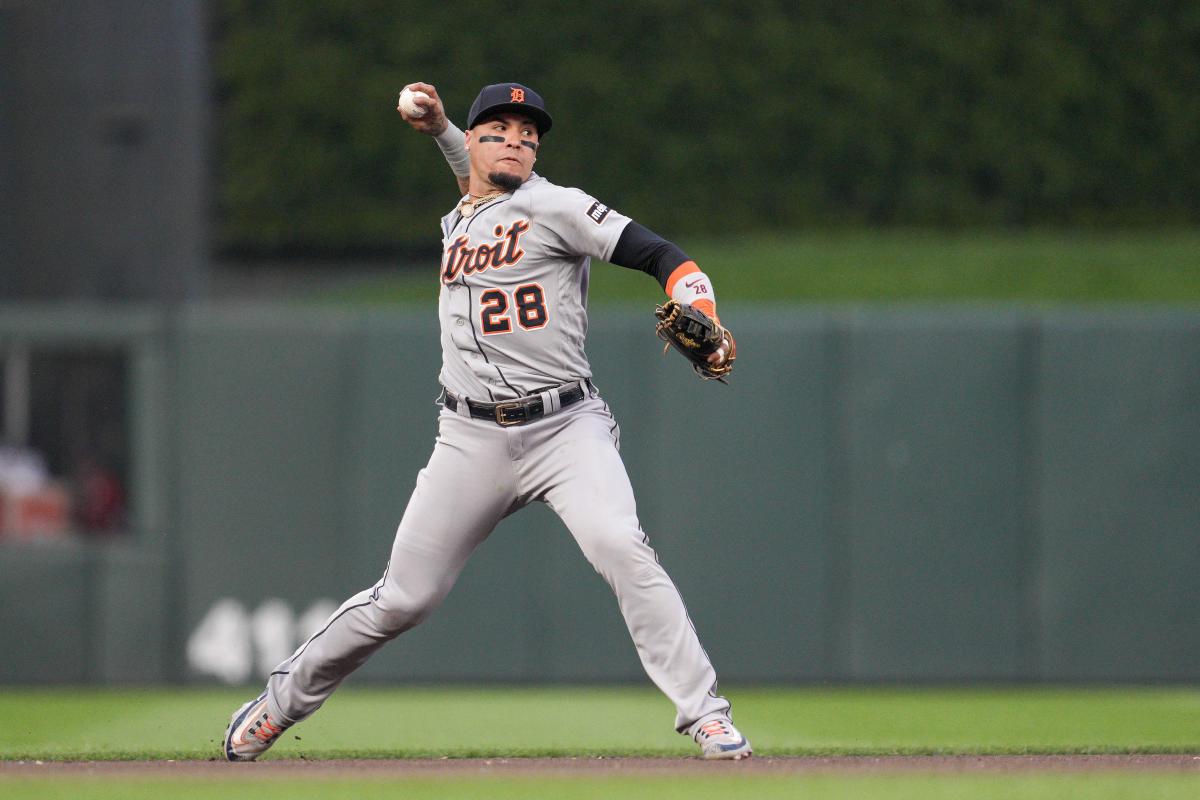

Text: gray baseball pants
xmin=265 ymin=388 xmax=731 ymax=733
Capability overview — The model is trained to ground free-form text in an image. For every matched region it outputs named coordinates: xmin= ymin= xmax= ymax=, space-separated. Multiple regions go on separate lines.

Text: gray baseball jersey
xmin=260 ymin=172 xmax=733 ymax=744
xmin=437 ymin=173 xmax=629 ymax=400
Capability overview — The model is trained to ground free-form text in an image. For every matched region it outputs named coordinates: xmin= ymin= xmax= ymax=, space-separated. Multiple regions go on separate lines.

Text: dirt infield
xmin=3 ymin=755 xmax=1198 ymax=779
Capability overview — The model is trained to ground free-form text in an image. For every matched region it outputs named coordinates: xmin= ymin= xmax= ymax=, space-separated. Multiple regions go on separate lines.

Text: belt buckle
xmin=494 ymin=401 xmax=524 ymax=426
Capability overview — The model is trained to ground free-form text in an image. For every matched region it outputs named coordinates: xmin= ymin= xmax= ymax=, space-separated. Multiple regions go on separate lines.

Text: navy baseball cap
xmin=467 ymin=83 xmax=553 ymax=135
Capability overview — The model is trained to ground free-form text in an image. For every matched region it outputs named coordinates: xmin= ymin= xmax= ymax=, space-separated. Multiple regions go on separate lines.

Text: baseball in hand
xmin=398 ymin=87 xmax=429 ymax=118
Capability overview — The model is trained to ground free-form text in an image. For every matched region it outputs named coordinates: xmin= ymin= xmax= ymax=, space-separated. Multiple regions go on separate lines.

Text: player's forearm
xmin=610 ymin=222 xmax=687 ymax=285
xmin=433 ymin=122 xmax=471 ymax=187
xmin=610 ymin=222 xmax=719 ymax=319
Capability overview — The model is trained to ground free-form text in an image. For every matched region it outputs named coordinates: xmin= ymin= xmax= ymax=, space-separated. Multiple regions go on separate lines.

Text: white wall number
xmin=187 ymin=597 xmax=337 ymax=683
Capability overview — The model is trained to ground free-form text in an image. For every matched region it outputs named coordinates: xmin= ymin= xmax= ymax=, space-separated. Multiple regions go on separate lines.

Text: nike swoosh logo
xmin=684 ymin=278 xmax=703 ymax=288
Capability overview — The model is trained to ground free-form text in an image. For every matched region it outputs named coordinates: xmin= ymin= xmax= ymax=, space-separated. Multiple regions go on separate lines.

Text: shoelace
xmin=697 ymin=720 xmax=733 ymax=740
xmin=247 ymin=712 xmax=285 ymax=743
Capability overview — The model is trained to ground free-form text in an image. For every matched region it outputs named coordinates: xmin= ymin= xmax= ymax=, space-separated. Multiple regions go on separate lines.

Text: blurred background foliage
xmin=214 ymin=0 xmax=1200 ymax=258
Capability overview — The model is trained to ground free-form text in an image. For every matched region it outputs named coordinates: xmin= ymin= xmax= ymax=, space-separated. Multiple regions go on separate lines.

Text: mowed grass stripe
xmin=3 ymin=774 xmax=1200 ymax=800
xmin=1 ymin=686 xmax=1197 ymax=761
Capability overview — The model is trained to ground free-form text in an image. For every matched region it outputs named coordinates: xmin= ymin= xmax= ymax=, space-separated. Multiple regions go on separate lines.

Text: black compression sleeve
xmin=609 ymin=222 xmax=691 ymax=289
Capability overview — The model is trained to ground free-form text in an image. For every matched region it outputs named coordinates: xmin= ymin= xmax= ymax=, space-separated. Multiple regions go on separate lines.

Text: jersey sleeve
xmin=609 ymin=221 xmax=691 ymax=288
xmin=529 ymin=182 xmax=632 ymax=262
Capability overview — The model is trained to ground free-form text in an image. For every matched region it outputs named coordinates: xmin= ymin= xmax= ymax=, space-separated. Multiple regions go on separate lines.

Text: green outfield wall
xmin=1 ymin=306 xmax=1198 ymax=684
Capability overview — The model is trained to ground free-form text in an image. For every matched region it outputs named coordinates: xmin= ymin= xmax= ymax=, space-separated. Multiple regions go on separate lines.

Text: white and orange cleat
xmin=223 ymin=691 xmax=289 ymax=762
xmin=692 ymin=717 xmax=752 ymax=760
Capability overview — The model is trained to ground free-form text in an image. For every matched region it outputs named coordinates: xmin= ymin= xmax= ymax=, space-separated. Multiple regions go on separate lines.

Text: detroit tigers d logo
xmin=510 ymin=87 xmax=525 ymax=103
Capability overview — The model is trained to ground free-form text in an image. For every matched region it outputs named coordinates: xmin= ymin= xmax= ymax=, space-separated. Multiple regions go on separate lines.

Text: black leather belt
xmin=443 ymin=383 xmax=587 ymax=426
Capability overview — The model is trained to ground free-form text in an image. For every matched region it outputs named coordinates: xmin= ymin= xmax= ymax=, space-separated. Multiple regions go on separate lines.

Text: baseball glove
xmin=654 ymin=300 xmax=737 ymax=382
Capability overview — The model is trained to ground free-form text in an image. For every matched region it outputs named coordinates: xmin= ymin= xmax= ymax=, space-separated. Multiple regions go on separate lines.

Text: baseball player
xmin=223 ymin=82 xmax=748 ymax=761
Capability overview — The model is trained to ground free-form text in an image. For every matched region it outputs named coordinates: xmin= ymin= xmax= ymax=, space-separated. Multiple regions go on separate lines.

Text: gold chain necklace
xmin=458 ymin=191 xmax=504 ymax=217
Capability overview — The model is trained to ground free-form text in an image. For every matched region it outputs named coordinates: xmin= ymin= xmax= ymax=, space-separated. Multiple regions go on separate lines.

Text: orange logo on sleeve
xmin=510 ymin=87 xmax=525 ymax=102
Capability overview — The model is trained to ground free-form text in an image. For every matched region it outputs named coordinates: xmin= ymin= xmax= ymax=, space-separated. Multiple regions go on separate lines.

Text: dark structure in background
xmin=1 ymin=1 xmax=206 ymax=537
xmin=0 ymin=6 xmax=18 ymax=285
xmin=214 ymin=3 xmax=1200 ymax=256
xmin=3 ymin=307 xmax=1200 ymax=684
xmin=0 ymin=0 xmax=209 ymax=302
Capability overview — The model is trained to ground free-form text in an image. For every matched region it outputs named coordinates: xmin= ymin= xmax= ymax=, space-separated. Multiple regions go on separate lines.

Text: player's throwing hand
xmin=396 ymin=82 xmax=449 ymax=136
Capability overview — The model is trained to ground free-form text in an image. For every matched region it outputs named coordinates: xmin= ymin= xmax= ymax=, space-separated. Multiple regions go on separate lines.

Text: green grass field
xmin=3 ymin=685 xmax=1199 ymax=761
xmin=321 ymin=229 xmax=1200 ymax=305
xmin=2 ymin=686 xmax=1197 ymax=799
xmin=5 ymin=774 xmax=1200 ymax=800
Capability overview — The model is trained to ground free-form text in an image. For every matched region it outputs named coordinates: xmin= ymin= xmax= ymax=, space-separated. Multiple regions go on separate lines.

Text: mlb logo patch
xmin=586 ymin=201 xmax=611 ymax=225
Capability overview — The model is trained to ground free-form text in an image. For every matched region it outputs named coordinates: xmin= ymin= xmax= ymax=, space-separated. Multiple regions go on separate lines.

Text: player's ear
xmin=464 ymin=129 xmax=471 ymax=151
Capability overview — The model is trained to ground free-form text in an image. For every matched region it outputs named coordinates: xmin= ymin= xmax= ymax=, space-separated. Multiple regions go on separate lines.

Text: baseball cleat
xmin=223 ymin=691 xmax=288 ymax=762
xmin=692 ymin=717 xmax=752 ymax=760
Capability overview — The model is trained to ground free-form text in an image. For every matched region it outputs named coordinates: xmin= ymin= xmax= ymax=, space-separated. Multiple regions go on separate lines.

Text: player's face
xmin=467 ymin=113 xmax=539 ymax=189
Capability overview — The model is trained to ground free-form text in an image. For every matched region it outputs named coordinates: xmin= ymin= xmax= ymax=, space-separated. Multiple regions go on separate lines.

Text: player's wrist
xmin=665 ymin=262 xmax=718 ymax=320
xmin=434 ymin=122 xmax=471 ymax=178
